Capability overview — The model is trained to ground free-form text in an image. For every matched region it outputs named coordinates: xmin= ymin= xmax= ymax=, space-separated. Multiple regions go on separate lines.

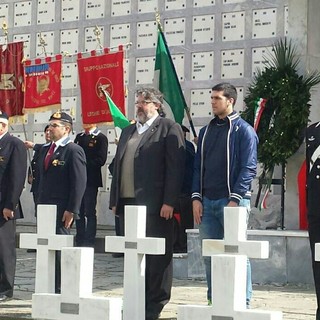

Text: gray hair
xmin=135 ymin=87 xmax=166 ymax=117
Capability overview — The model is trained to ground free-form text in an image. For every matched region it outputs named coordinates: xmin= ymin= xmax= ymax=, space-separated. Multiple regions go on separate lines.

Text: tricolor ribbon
xmin=253 ymin=98 xmax=267 ymax=131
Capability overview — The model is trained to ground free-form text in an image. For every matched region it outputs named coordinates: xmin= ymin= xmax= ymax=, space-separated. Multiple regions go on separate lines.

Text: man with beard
xmin=109 ymin=87 xmax=185 ymax=320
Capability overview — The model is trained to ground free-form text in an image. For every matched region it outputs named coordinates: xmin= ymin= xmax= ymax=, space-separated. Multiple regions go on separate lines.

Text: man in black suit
xmin=110 ymin=87 xmax=185 ymax=320
xmin=74 ymin=124 xmax=108 ymax=247
xmin=0 ymin=111 xmax=27 ymax=302
xmin=37 ymin=111 xmax=87 ymax=292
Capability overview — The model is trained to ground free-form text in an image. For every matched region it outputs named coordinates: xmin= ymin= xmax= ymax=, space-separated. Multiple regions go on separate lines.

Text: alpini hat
xmin=0 ymin=111 xmax=9 ymax=124
xmin=49 ymin=111 xmax=73 ymax=125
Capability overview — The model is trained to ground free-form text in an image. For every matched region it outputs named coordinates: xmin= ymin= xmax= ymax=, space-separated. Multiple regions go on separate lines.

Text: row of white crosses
xmin=20 ymin=205 xmax=283 ymax=319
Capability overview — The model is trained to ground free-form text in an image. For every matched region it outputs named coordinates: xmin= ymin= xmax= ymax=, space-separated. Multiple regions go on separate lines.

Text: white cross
xmin=177 ymin=207 xmax=282 ymax=319
xmin=32 ymin=247 xmax=122 ymax=320
xmin=19 ymin=204 xmax=74 ymax=293
xmin=105 ymin=205 xmax=165 ymax=320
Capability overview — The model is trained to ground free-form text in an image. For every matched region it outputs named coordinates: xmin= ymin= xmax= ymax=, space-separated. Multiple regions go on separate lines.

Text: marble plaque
xmin=284 ymin=6 xmax=288 ymax=36
xmin=85 ymin=26 xmax=105 ymax=52
xmin=61 ymin=97 xmax=77 ymax=123
xmin=37 ymin=0 xmax=55 ymax=24
xmin=36 ymin=31 xmax=55 ymax=57
xmin=110 ymin=23 xmax=130 ymax=48
xmin=193 ymin=0 xmax=215 ymax=7
xmin=61 ymin=0 xmax=80 ymax=22
xmin=165 ymin=0 xmax=186 ymax=10
xmin=190 ymin=89 xmax=212 ymax=118
xmin=108 ymin=143 xmax=117 ymax=157
xmin=172 ymin=54 xmax=185 ymax=81
xmin=222 ymin=11 xmax=245 ymax=41
xmin=62 ymin=63 xmax=78 ymax=89
xmin=107 ymin=129 xmax=117 ymax=143
xmin=191 ymin=51 xmax=214 ymax=81
xmin=192 ymin=14 xmax=215 ymax=44
xmin=60 ymin=29 xmax=79 ymax=54
xmin=85 ymin=0 xmax=105 ymax=19
xmin=252 ymin=46 xmax=273 ymax=77
xmin=221 ymin=49 xmax=244 ymax=79
xmin=105 ymin=168 xmax=113 ymax=192
xmin=34 ymin=110 xmax=52 ymax=124
xmin=0 ymin=37 xmax=5 ymax=45
xmin=14 ymin=1 xmax=32 ymax=27
xmin=124 ymin=58 xmax=129 ymax=85
xmin=33 ymin=131 xmax=46 ymax=144
xmin=223 ymin=0 xmax=245 ymax=3
xmin=10 ymin=132 xmax=25 ymax=141
xmin=164 ymin=18 xmax=185 ymax=46
xmin=13 ymin=34 xmax=31 ymax=58
xmin=252 ymin=8 xmax=277 ymax=39
xmin=138 ymin=0 xmax=158 ymax=13
xmin=137 ymin=21 xmax=157 ymax=49
xmin=0 ymin=3 xmax=9 ymax=21
xmin=135 ymin=56 xmax=154 ymax=85
xmin=111 ymin=0 xmax=131 ymax=17
xmin=235 ymin=86 xmax=244 ymax=112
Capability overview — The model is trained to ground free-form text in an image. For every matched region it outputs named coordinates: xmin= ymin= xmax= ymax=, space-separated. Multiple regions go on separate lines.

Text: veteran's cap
xmin=0 ymin=111 xmax=9 ymax=124
xmin=49 ymin=111 xmax=73 ymax=125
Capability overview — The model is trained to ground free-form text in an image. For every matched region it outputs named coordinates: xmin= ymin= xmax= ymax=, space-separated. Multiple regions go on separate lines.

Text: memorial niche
xmin=242 ymin=38 xmax=320 ymax=192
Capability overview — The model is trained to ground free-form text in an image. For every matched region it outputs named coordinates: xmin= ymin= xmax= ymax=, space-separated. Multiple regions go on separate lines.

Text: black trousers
xmin=308 ymin=215 xmax=320 ymax=319
xmin=0 ymin=219 xmax=16 ymax=297
xmin=75 ymin=186 xmax=98 ymax=247
xmin=117 ymin=198 xmax=174 ymax=316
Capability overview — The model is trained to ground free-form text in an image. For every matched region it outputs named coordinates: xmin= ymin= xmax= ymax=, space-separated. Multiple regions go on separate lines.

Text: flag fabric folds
xmin=23 ymin=56 xmax=62 ymax=112
xmin=154 ymin=24 xmax=186 ymax=124
xmin=104 ymin=92 xmax=130 ymax=129
xmin=77 ymin=49 xmax=125 ymax=125
xmin=0 ymin=42 xmax=24 ymax=117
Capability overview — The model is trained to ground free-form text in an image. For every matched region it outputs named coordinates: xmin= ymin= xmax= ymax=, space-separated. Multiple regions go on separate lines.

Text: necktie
xmin=44 ymin=143 xmax=56 ymax=170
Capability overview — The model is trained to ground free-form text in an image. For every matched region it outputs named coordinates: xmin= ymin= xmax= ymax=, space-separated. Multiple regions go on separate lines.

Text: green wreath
xmin=242 ymin=38 xmax=320 ymax=185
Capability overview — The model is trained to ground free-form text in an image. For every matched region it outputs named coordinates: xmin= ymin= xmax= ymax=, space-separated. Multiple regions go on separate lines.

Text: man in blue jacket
xmin=192 ymin=82 xmax=258 ymax=307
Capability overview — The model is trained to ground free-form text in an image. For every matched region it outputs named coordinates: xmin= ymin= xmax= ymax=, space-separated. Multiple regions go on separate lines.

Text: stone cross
xmin=32 ymin=247 xmax=122 ymax=320
xmin=105 ymin=205 xmax=165 ymax=320
xmin=202 ymin=206 xmax=269 ymax=259
xmin=177 ymin=206 xmax=282 ymax=319
xmin=19 ymin=204 xmax=74 ymax=293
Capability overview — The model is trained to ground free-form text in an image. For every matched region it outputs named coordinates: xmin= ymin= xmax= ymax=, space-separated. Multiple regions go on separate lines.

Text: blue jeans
xmin=199 ymin=197 xmax=252 ymax=305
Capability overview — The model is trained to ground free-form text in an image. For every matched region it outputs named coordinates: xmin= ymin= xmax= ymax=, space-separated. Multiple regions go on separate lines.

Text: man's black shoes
xmin=0 ymin=295 xmax=12 ymax=302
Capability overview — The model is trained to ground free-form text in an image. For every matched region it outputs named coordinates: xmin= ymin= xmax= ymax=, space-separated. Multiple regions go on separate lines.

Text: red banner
xmin=23 ymin=56 xmax=61 ymax=112
xmin=77 ymin=50 xmax=125 ymax=124
xmin=0 ymin=42 xmax=24 ymax=117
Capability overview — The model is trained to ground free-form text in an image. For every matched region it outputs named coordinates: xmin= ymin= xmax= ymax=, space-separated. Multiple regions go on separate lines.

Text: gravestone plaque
xmin=223 ymin=0 xmax=245 ymax=3
xmin=0 ymin=3 xmax=9 ymax=21
xmin=284 ymin=6 xmax=288 ymax=35
xmin=172 ymin=54 xmax=185 ymax=81
xmin=135 ymin=56 xmax=154 ymax=84
xmin=221 ymin=49 xmax=244 ymax=79
xmin=138 ymin=0 xmax=158 ymax=13
xmin=105 ymin=166 xmax=113 ymax=192
xmin=164 ymin=18 xmax=185 ymax=46
xmin=111 ymin=0 xmax=131 ymax=16
xmin=85 ymin=26 xmax=105 ymax=52
xmin=137 ymin=21 xmax=157 ymax=49
xmin=192 ymin=51 xmax=214 ymax=81
xmin=14 ymin=1 xmax=32 ymax=27
xmin=33 ymin=131 xmax=46 ymax=144
xmin=192 ymin=14 xmax=215 ymax=44
xmin=165 ymin=0 xmax=186 ymax=10
xmin=252 ymin=46 xmax=272 ymax=77
xmin=110 ymin=23 xmax=131 ymax=48
xmin=36 ymin=31 xmax=55 ymax=57
xmin=108 ymin=143 xmax=117 ymax=157
xmin=235 ymin=86 xmax=244 ymax=112
xmin=60 ymin=29 xmax=79 ymax=54
xmin=34 ymin=110 xmax=52 ymax=124
xmin=10 ymin=132 xmax=25 ymax=140
xmin=222 ymin=11 xmax=245 ymax=41
xmin=61 ymin=0 xmax=80 ymax=22
xmin=252 ymin=8 xmax=277 ymax=39
xmin=61 ymin=97 xmax=77 ymax=123
xmin=193 ymin=0 xmax=215 ymax=7
xmin=85 ymin=0 xmax=105 ymax=19
xmin=190 ymin=89 xmax=212 ymax=118
xmin=37 ymin=0 xmax=55 ymax=24
xmin=62 ymin=63 xmax=78 ymax=89
xmin=14 ymin=34 xmax=31 ymax=58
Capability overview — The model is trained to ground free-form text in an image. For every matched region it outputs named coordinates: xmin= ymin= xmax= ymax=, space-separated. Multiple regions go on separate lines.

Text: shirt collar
xmin=136 ymin=114 xmax=159 ymax=134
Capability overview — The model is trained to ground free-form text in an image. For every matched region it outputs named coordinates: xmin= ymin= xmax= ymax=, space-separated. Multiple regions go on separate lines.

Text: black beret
xmin=49 ymin=111 xmax=73 ymax=125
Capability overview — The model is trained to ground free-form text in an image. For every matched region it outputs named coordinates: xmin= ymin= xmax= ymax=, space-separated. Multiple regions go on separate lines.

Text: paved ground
xmin=0 ymin=248 xmax=318 ymax=320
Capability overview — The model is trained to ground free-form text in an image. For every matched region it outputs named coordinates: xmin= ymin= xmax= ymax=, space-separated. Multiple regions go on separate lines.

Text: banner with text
xmin=77 ymin=49 xmax=125 ymax=125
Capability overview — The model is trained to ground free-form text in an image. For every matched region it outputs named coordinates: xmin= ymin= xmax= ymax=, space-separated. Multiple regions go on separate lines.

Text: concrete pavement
xmin=0 ymin=248 xmax=318 ymax=320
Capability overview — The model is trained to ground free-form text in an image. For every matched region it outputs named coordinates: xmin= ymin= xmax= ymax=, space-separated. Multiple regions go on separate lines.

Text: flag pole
xmin=155 ymin=12 xmax=197 ymax=138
